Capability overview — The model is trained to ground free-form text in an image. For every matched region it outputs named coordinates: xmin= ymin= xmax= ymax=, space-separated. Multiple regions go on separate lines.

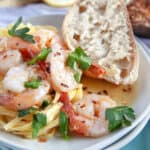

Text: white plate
xmin=0 ymin=15 xmax=150 ymax=150
xmin=106 ymin=111 xmax=150 ymax=150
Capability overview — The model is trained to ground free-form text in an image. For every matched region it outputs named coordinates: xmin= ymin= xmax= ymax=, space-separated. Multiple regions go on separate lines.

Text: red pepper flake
xmin=38 ymin=137 xmax=48 ymax=143
xmin=97 ymin=91 xmax=101 ymax=95
xmin=38 ymin=61 xmax=51 ymax=74
xmin=83 ymin=86 xmax=88 ymax=91
xmin=103 ymin=90 xmax=108 ymax=95
xmin=123 ymin=88 xmax=127 ymax=92
xmin=50 ymin=90 xmax=55 ymax=95
xmin=15 ymin=42 xmax=19 ymax=46
xmin=45 ymin=62 xmax=51 ymax=73
xmin=3 ymin=54 xmax=7 ymax=59
xmin=61 ymin=83 xmax=69 ymax=88
xmin=92 ymin=101 xmax=97 ymax=104
xmin=54 ymin=52 xmax=61 ymax=57
xmin=122 ymin=85 xmax=132 ymax=92
xmin=81 ymin=120 xmax=86 ymax=124
xmin=80 ymin=104 xmax=86 ymax=108
xmin=87 ymin=91 xmax=92 ymax=94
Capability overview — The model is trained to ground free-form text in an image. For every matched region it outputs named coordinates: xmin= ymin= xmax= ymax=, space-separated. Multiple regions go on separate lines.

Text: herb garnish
xmin=18 ymin=107 xmax=38 ymax=117
xmin=106 ymin=106 xmax=135 ymax=132
xmin=41 ymin=100 xmax=50 ymax=109
xmin=59 ymin=111 xmax=69 ymax=139
xmin=8 ymin=17 xmax=35 ymax=43
xmin=32 ymin=113 xmax=47 ymax=138
xmin=28 ymin=47 xmax=52 ymax=65
xmin=24 ymin=80 xmax=41 ymax=89
xmin=67 ymin=47 xmax=92 ymax=82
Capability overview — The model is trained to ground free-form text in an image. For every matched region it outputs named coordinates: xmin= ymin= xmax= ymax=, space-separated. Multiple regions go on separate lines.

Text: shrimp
xmin=0 ymin=29 xmax=66 ymax=60
xmin=0 ymin=36 xmax=40 ymax=59
xmin=0 ymin=28 xmax=72 ymax=110
xmin=34 ymin=29 xmax=67 ymax=51
xmin=59 ymin=93 xmax=116 ymax=137
xmin=33 ymin=31 xmax=76 ymax=92
xmin=2 ymin=65 xmax=28 ymax=93
xmin=46 ymin=50 xmax=78 ymax=92
xmin=0 ymin=82 xmax=50 ymax=110
xmin=0 ymin=65 xmax=50 ymax=110
xmin=0 ymin=50 xmax=23 ymax=75
xmin=0 ymin=28 xmax=67 ymax=70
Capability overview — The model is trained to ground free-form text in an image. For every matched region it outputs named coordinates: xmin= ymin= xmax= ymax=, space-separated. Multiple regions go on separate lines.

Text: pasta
xmin=0 ymin=92 xmax=61 ymax=138
xmin=0 ymin=23 xmax=84 ymax=139
xmin=0 ymin=88 xmax=82 ymax=139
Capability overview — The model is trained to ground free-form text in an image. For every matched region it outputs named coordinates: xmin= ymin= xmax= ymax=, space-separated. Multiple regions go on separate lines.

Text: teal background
xmin=122 ymin=121 xmax=150 ymax=150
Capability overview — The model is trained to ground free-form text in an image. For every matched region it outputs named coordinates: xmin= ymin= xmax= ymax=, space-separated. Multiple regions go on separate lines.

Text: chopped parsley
xmin=41 ymin=100 xmax=50 ymax=109
xmin=106 ymin=106 xmax=136 ymax=132
xmin=32 ymin=113 xmax=47 ymax=138
xmin=24 ymin=80 xmax=41 ymax=89
xmin=18 ymin=107 xmax=38 ymax=117
xmin=8 ymin=17 xmax=35 ymax=43
xmin=59 ymin=111 xmax=69 ymax=139
xmin=28 ymin=47 xmax=52 ymax=65
xmin=67 ymin=47 xmax=92 ymax=82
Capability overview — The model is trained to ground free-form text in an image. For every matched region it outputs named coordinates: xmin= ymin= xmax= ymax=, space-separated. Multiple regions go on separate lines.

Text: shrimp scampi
xmin=0 ymin=28 xmax=66 ymax=59
xmin=0 ymin=28 xmax=73 ymax=111
xmin=46 ymin=50 xmax=78 ymax=92
xmin=0 ymin=50 xmax=23 ymax=75
xmin=0 ymin=17 xmax=137 ymax=140
xmin=59 ymin=93 xmax=116 ymax=137
xmin=0 ymin=64 xmax=50 ymax=110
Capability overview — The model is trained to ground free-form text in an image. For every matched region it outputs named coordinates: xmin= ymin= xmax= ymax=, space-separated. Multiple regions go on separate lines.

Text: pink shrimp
xmin=0 ymin=82 xmax=49 ymax=111
xmin=59 ymin=93 xmax=116 ymax=137
xmin=0 ymin=64 xmax=50 ymax=111
xmin=46 ymin=50 xmax=78 ymax=92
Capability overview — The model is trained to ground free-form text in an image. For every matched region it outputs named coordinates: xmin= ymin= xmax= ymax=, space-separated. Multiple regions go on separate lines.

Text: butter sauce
xmin=81 ymin=76 xmax=138 ymax=106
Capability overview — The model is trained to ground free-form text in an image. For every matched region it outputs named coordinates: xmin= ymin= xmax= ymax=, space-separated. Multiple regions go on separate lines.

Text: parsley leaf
xmin=67 ymin=47 xmax=92 ymax=82
xmin=24 ymin=80 xmax=41 ymax=89
xmin=106 ymin=106 xmax=135 ymax=132
xmin=18 ymin=107 xmax=38 ymax=117
xmin=41 ymin=100 xmax=50 ymax=109
xmin=74 ymin=47 xmax=92 ymax=70
xmin=59 ymin=111 xmax=69 ymax=139
xmin=28 ymin=47 xmax=52 ymax=65
xmin=32 ymin=113 xmax=47 ymax=138
xmin=8 ymin=17 xmax=35 ymax=43
xmin=8 ymin=17 xmax=22 ymax=35
xmin=74 ymin=69 xmax=82 ymax=83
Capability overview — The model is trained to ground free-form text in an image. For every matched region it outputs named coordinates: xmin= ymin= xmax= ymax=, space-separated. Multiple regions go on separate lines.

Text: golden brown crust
xmin=121 ymin=0 xmax=136 ymax=76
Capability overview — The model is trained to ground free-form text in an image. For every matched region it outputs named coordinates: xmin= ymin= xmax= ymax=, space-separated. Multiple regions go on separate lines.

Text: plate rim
xmin=0 ymin=15 xmax=149 ymax=150
xmin=105 ymin=110 xmax=150 ymax=150
xmin=85 ymin=39 xmax=150 ymax=150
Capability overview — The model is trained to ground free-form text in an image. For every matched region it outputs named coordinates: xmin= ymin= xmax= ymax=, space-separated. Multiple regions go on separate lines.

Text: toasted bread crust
xmin=63 ymin=0 xmax=139 ymax=85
